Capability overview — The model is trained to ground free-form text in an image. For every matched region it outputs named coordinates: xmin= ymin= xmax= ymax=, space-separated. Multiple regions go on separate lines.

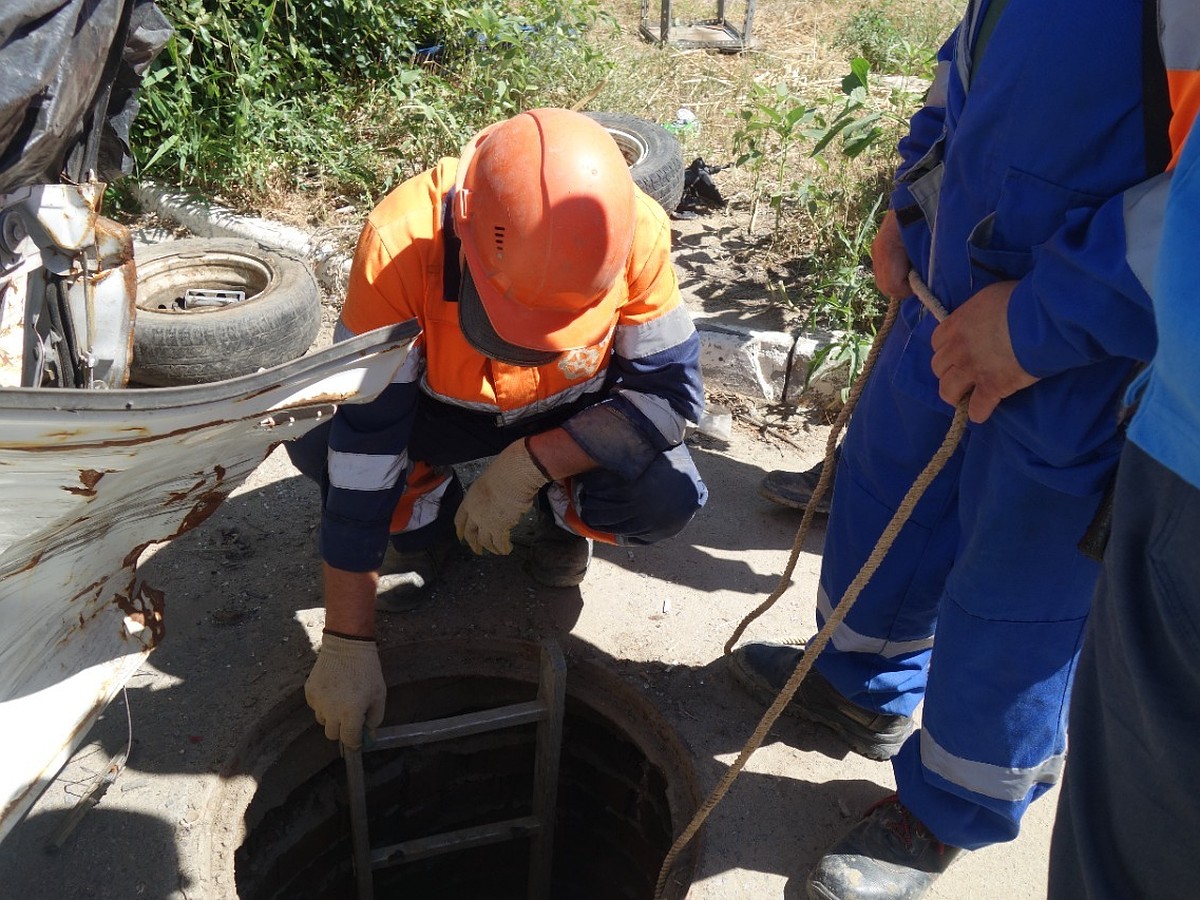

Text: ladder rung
xmin=370 ymin=815 xmax=542 ymax=869
xmin=371 ymin=699 xmax=547 ymax=750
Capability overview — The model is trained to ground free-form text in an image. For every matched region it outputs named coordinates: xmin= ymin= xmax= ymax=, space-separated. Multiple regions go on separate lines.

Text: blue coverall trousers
xmin=816 ymin=311 xmax=1104 ymax=850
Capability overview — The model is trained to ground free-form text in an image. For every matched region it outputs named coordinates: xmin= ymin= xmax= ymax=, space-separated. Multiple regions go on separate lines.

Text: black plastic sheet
xmin=0 ymin=0 xmax=169 ymax=195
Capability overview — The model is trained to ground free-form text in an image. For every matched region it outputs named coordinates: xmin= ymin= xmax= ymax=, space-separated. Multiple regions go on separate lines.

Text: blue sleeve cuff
xmin=1006 ymin=277 xmax=1069 ymax=379
xmin=320 ymin=513 xmax=393 ymax=573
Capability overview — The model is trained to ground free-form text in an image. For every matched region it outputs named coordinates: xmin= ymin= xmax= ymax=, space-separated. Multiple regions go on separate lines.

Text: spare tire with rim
xmin=131 ymin=238 xmax=321 ymax=387
xmin=584 ymin=111 xmax=684 ymax=214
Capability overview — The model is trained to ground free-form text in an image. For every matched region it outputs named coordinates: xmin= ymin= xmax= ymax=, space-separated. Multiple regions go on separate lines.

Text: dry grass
xmin=586 ymin=0 xmax=957 ymax=268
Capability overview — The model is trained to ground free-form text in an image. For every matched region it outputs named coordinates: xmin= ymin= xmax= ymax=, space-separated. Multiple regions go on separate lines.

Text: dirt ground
xmin=0 ymin=193 xmax=1061 ymax=899
xmin=0 ymin=421 xmax=1059 ymax=900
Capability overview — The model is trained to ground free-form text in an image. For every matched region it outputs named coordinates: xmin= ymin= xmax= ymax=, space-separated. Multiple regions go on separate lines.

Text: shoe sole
xmin=375 ymin=572 xmax=437 ymax=613
xmin=524 ymin=556 xmax=589 ymax=588
xmin=758 ymin=483 xmax=831 ymax=515
xmin=727 ymin=653 xmax=907 ymax=762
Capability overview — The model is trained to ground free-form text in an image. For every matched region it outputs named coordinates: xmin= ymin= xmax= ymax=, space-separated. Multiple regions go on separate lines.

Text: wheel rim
xmin=602 ymin=127 xmax=650 ymax=169
xmin=136 ymin=250 xmax=273 ymax=315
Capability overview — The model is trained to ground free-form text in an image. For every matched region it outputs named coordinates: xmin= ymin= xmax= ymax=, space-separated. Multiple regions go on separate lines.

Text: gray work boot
xmin=759 ymin=451 xmax=839 ymax=515
xmin=807 ymin=795 xmax=962 ymax=900
xmin=727 ymin=641 xmax=913 ymax=761
xmin=512 ymin=506 xmax=592 ymax=588
xmin=376 ymin=533 xmax=457 ymax=613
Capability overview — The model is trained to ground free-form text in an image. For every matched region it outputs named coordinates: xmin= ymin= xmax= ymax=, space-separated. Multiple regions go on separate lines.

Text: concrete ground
xmin=0 ymin=416 xmax=1057 ymax=899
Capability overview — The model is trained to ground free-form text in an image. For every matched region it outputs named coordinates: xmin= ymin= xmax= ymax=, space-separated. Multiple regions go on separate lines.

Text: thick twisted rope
xmin=653 ymin=271 xmax=962 ymax=899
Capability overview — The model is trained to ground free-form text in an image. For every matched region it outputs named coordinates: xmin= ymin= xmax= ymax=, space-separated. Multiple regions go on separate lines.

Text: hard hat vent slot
xmin=493 ymin=226 xmax=506 ymax=254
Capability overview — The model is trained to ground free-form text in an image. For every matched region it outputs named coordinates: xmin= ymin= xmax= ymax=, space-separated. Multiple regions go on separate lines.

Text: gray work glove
xmin=305 ymin=633 xmax=386 ymax=749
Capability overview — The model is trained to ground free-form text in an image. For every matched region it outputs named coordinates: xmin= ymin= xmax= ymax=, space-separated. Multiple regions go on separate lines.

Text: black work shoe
xmin=376 ymin=534 xmax=456 ymax=613
xmin=512 ymin=507 xmax=592 ymax=588
xmin=759 ymin=450 xmax=840 ymax=515
xmin=806 ymin=795 xmax=962 ymax=900
xmin=727 ymin=642 xmax=912 ymax=761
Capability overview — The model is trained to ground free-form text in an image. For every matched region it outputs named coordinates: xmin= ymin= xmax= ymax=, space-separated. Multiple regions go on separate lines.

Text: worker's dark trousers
xmin=286 ymin=391 xmax=707 ymax=551
xmin=814 ymin=314 xmax=1104 ymax=850
xmin=1048 ymin=443 xmax=1200 ymax=899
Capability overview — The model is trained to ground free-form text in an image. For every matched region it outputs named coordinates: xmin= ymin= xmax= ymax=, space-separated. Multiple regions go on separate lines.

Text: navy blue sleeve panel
xmin=615 ymin=330 xmax=705 ymax=424
xmin=562 ymin=332 xmax=704 ymax=482
xmin=1008 ymin=181 xmax=1162 ymax=379
xmin=327 ymin=378 xmax=421 ymax=454
xmin=319 ymin=377 xmax=420 ymax=572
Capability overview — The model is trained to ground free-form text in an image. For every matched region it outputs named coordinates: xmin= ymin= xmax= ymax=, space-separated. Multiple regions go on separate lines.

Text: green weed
xmin=731 ymin=58 xmax=923 ymax=399
xmin=134 ymin=0 xmax=614 ymax=205
xmin=838 ymin=2 xmax=941 ymax=78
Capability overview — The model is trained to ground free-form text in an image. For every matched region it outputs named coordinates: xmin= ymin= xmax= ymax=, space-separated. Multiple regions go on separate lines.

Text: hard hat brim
xmin=458 ymin=266 xmax=561 ymax=367
xmin=459 ymin=260 xmax=619 ymax=360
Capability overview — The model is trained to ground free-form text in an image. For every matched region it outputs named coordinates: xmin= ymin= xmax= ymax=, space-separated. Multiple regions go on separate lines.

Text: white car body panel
xmin=0 ymin=323 xmax=415 ymax=842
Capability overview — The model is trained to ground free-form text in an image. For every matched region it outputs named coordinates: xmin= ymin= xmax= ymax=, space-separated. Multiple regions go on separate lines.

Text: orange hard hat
xmin=453 ymin=107 xmax=636 ymax=356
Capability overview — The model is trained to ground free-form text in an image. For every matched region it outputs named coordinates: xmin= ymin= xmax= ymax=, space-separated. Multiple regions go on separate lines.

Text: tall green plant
xmin=732 ymin=59 xmax=924 ymax=400
xmin=803 ymin=193 xmax=887 ymax=402
xmin=730 ymin=83 xmax=816 ymax=235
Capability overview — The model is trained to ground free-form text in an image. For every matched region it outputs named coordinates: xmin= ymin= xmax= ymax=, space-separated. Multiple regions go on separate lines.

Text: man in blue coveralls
xmin=728 ymin=1 xmax=1197 ymax=897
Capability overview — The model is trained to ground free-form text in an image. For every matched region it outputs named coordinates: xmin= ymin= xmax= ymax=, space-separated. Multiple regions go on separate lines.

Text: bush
xmin=134 ymin=0 xmax=614 ymax=203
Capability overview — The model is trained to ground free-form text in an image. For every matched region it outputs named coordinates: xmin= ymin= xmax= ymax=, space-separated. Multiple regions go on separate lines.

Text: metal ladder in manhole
xmin=342 ymin=640 xmax=567 ymax=900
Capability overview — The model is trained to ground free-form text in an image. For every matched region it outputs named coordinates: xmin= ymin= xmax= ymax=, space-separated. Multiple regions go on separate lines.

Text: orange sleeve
xmin=340 ymin=160 xmax=458 ymax=336
xmin=340 ymin=219 xmax=413 ymax=335
xmin=618 ymin=189 xmax=683 ymax=326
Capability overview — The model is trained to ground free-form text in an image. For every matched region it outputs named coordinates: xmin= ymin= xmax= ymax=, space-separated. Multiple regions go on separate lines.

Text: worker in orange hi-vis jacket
xmin=289 ymin=108 xmax=707 ymax=749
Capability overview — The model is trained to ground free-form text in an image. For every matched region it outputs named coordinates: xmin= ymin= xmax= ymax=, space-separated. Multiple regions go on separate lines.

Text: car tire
xmin=585 ymin=111 xmax=685 ymax=214
xmin=131 ymin=238 xmax=321 ymax=387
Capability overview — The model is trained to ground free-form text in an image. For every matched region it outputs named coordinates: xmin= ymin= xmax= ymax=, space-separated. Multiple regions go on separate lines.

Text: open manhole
xmin=198 ymin=638 xmax=703 ymax=899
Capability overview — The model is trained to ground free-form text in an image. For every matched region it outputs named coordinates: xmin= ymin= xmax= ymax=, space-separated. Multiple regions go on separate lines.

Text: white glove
xmin=455 ymin=438 xmax=550 ymax=555
xmin=305 ymin=633 xmax=386 ymax=748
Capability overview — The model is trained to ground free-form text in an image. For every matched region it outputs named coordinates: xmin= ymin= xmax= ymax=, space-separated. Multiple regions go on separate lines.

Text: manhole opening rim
xmin=195 ymin=637 xmax=704 ymax=899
